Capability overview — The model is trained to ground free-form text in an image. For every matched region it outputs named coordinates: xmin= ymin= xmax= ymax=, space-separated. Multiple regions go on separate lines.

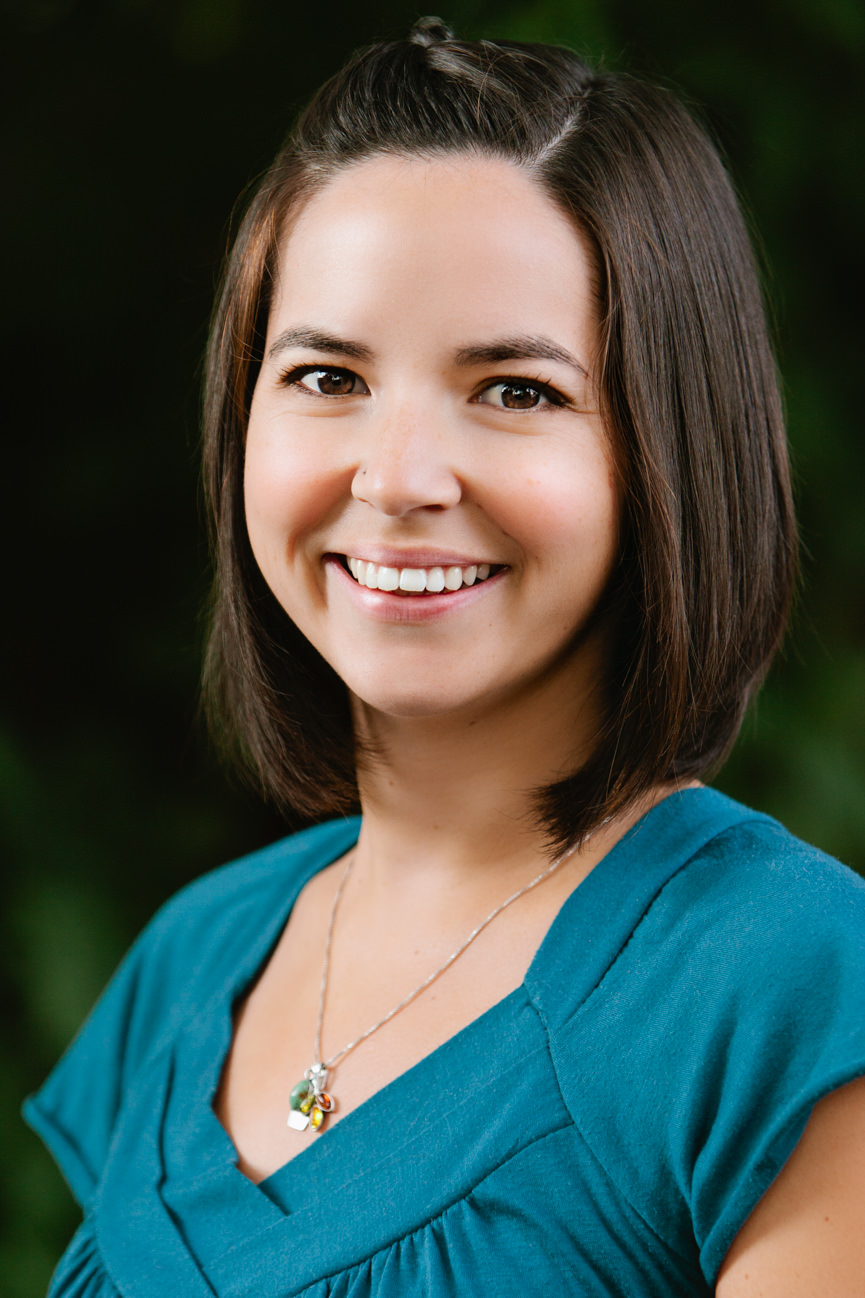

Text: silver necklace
xmin=287 ymin=839 xmax=579 ymax=1133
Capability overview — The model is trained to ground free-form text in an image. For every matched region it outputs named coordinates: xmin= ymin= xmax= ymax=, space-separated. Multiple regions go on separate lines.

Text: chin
xmin=351 ymin=688 xmax=476 ymax=722
xmin=346 ymin=666 xmax=545 ymax=727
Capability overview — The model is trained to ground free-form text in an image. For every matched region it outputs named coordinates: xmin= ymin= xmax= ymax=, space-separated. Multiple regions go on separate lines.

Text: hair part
xmin=202 ymin=20 xmax=796 ymax=849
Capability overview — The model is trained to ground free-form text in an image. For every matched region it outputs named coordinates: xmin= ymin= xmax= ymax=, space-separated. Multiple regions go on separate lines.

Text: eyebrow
xmin=267 ymin=327 xmax=374 ymax=362
xmin=454 ymin=335 xmax=588 ymax=378
xmin=266 ymin=326 xmax=588 ymax=378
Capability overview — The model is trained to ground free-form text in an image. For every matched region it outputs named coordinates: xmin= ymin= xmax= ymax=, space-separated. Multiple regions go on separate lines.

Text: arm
xmin=716 ymin=1075 xmax=865 ymax=1296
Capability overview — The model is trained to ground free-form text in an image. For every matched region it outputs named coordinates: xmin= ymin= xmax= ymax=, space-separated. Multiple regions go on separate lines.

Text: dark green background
xmin=3 ymin=0 xmax=863 ymax=1290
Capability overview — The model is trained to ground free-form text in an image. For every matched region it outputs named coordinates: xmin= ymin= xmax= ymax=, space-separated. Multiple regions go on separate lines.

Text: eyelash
xmin=277 ymin=365 xmax=367 ymax=396
xmin=275 ymin=364 xmax=570 ymax=410
xmin=474 ymin=378 xmax=568 ymax=410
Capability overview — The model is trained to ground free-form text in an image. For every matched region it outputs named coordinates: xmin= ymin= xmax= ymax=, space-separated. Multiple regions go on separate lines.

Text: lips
xmin=344 ymin=556 xmax=498 ymax=594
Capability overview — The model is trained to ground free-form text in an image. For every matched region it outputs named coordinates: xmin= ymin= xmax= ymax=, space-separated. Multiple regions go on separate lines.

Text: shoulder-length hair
xmin=202 ymin=18 xmax=796 ymax=850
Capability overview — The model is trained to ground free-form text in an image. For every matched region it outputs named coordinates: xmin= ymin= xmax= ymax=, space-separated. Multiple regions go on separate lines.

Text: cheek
xmin=243 ymin=427 xmax=345 ymax=567
xmin=490 ymin=451 xmax=620 ymax=574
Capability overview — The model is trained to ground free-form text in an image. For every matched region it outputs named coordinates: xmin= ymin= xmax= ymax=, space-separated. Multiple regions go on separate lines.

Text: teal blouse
xmin=24 ymin=789 xmax=865 ymax=1296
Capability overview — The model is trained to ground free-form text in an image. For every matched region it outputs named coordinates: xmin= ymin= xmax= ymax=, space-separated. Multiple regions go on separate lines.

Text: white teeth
xmin=345 ymin=557 xmax=496 ymax=593
xmin=398 ymin=568 xmax=426 ymax=592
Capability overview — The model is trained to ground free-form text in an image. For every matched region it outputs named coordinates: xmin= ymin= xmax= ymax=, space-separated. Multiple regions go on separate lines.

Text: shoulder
xmin=686 ymin=803 xmax=863 ymax=895
xmin=575 ymin=791 xmax=865 ymax=1087
xmin=136 ymin=816 xmax=360 ymax=1005
xmin=649 ymin=806 xmax=865 ymax=964
xmin=552 ymin=791 xmax=865 ymax=1061
xmin=23 ymin=816 xmax=359 ymax=1206
xmin=547 ymin=790 xmax=865 ymax=1286
xmin=104 ymin=815 xmax=361 ymax=1066
xmin=153 ymin=814 xmax=361 ymax=925
xmin=543 ymin=788 xmax=864 ymax=1039
xmin=628 ymin=808 xmax=865 ymax=1075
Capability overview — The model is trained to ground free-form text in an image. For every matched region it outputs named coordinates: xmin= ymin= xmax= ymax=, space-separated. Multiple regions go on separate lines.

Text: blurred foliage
xmin=1 ymin=0 xmax=863 ymax=1291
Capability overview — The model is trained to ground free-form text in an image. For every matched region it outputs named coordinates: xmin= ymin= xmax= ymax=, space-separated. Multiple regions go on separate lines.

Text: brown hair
xmin=202 ymin=18 xmax=796 ymax=849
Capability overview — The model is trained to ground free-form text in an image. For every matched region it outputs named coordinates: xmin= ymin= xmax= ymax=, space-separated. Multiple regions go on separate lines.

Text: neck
xmin=350 ymin=645 xmax=605 ymax=899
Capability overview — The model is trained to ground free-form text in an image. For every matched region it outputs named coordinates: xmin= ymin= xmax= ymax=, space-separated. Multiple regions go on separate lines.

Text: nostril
xmin=351 ymin=453 xmax=462 ymax=517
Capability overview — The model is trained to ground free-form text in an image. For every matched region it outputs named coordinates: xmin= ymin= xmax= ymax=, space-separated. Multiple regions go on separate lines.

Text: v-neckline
xmin=204 ymin=815 xmax=533 ymax=1195
xmin=198 ymin=787 xmax=753 ymax=1202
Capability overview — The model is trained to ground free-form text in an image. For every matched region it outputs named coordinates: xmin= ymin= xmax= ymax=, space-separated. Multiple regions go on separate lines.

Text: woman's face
xmin=244 ymin=154 xmax=620 ymax=724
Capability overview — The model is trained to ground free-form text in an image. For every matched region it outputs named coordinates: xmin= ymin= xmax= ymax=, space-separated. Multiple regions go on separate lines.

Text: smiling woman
xmin=243 ymin=154 xmax=617 ymax=718
xmin=24 ymin=17 xmax=865 ymax=1298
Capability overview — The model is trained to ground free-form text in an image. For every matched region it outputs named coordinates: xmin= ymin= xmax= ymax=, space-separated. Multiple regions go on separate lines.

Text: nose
xmin=351 ymin=410 xmax=462 ymax=517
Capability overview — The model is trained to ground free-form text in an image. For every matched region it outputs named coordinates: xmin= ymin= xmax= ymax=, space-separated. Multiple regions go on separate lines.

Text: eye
xmin=475 ymin=379 xmax=565 ymax=411
xmin=279 ymin=365 xmax=369 ymax=397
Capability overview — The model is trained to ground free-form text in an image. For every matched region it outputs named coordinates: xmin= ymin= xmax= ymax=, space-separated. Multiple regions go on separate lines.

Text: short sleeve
xmin=23 ymin=917 xmax=186 ymax=1208
xmin=23 ymin=857 xmax=261 ymax=1207
xmin=552 ymin=819 xmax=865 ymax=1286
xmin=23 ymin=817 xmax=360 ymax=1211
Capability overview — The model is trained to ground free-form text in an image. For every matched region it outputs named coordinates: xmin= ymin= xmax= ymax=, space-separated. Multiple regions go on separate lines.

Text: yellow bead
xmin=310 ymin=1106 xmax=325 ymax=1131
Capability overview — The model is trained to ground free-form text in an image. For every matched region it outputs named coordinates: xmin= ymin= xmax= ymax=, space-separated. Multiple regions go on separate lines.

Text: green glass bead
xmin=289 ymin=1079 xmax=312 ymax=1112
xmin=300 ymin=1093 xmax=315 ymax=1115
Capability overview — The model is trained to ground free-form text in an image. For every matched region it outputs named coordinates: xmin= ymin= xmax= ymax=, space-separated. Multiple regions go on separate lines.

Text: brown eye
xmin=302 ymin=369 xmax=359 ymax=396
xmin=498 ymin=382 xmax=541 ymax=409
xmin=476 ymin=380 xmax=562 ymax=411
xmin=278 ymin=365 xmax=370 ymax=397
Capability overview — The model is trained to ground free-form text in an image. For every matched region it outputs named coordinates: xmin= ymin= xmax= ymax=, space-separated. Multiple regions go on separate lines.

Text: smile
xmin=345 ymin=557 xmax=497 ymax=593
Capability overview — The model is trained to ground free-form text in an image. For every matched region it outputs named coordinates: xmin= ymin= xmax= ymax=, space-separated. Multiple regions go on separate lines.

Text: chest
xmin=101 ymin=978 xmax=709 ymax=1298
xmin=214 ymin=860 xmax=581 ymax=1183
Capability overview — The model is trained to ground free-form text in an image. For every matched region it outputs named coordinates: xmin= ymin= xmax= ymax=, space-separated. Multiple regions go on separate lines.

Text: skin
xmin=715 ymin=1076 xmax=865 ymax=1296
xmin=218 ymin=154 xmax=865 ymax=1294
xmin=243 ymin=155 xmax=619 ymax=730
xmin=224 ymin=149 xmax=640 ymax=1172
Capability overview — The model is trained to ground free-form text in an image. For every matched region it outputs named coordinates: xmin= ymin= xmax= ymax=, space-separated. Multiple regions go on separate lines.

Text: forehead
xmin=268 ymin=154 xmax=598 ymax=349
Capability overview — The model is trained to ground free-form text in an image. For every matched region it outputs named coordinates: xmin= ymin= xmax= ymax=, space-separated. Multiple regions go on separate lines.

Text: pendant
xmin=287 ymin=1062 xmax=335 ymax=1133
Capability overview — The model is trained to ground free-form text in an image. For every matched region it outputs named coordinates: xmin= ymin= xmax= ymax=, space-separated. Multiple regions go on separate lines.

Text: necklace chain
xmin=314 ymin=839 xmax=579 ymax=1072
xmin=287 ymin=838 xmax=581 ymax=1132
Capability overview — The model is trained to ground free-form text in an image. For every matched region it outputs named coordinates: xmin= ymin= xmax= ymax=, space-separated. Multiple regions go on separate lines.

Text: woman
xmin=25 ymin=19 xmax=865 ymax=1297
